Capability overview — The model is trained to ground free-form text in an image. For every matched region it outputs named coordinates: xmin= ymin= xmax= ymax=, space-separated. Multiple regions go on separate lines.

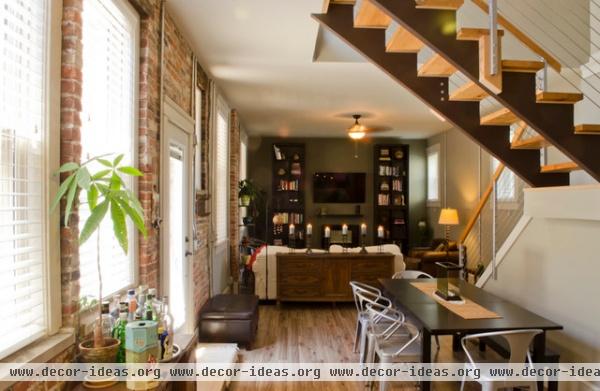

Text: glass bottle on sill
xmin=99 ymin=301 xmax=114 ymax=339
xmin=126 ymin=289 xmax=137 ymax=322
xmin=112 ymin=309 xmax=128 ymax=363
xmin=109 ymin=294 xmax=120 ymax=322
xmin=145 ymin=288 xmax=157 ymax=321
xmin=158 ymin=296 xmax=174 ymax=360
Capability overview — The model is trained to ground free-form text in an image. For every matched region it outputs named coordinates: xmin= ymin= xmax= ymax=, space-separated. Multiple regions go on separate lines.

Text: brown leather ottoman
xmin=198 ymin=294 xmax=259 ymax=349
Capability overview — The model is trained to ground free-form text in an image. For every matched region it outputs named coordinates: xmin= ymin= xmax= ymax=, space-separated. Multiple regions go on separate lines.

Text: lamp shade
xmin=438 ymin=208 xmax=459 ymax=226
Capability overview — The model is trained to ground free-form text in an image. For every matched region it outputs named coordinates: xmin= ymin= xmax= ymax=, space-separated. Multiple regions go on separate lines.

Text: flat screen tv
xmin=313 ymin=173 xmax=366 ymax=203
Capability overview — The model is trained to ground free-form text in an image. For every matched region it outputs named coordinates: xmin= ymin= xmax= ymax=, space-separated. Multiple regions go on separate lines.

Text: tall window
xmin=427 ymin=144 xmax=441 ymax=205
xmin=492 ymin=158 xmax=517 ymax=202
xmin=79 ymin=0 xmax=139 ymax=300
xmin=0 ymin=0 xmax=51 ymax=358
xmin=214 ymin=109 xmax=229 ymax=243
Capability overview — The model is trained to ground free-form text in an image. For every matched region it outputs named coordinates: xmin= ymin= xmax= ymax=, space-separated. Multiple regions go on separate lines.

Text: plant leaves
xmin=96 ymin=183 xmax=110 ymax=195
xmin=79 ymin=199 xmax=109 ymax=245
xmin=115 ymin=197 xmax=147 ymax=238
xmin=64 ymin=174 xmax=79 ymax=226
xmin=110 ymin=200 xmax=128 ymax=254
xmin=49 ymin=174 xmax=75 ymax=213
xmin=58 ymin=162 xmax=79 ymax=173
xmin=110 ymin=172 xmax=122 ymax=191
xmin=113 ymin=154 xmax=124 ymax=167
xmin=76 ymin=167 xmax=91 ymax=190
xmin=88 ymin=184 xmax=99 ymax=210
xmin=117 ymin=166 xmax=143 ymax=177
xmin=92 ymin=169 xmax=111 ymax=180
xmin=98 ymin=158 xmax=113 ymax=168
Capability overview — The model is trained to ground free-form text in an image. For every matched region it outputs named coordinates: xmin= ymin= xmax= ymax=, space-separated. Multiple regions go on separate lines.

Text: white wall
xmin=480 ymin=185 xmax=600 ymax=391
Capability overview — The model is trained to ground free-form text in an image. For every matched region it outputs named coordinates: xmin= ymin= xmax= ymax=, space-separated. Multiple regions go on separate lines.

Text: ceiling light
xmin=429 ymin=108 xmax=447 ymax=122
xmin=348 ymin=131 xmax=366 ymax=140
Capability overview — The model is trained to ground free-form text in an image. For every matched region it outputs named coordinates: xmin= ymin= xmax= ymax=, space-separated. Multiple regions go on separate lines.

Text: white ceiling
xmin=167 ymin=0 xmax=452 ymax=138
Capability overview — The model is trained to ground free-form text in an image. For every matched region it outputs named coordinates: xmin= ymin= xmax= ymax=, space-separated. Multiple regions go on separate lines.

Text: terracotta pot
xmin=79 ymin=337 xmax=120 ymax=363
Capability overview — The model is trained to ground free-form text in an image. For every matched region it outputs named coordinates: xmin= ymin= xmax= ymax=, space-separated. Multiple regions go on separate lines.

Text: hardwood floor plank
xmin=229 ymin=303 xmax=497 ymax=390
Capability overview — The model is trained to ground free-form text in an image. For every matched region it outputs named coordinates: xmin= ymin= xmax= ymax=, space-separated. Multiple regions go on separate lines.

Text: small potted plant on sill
xmin=238 ymin=179 xmax=260 ymax=207
xmin=51 ymin=154 xmax=147 ymax=362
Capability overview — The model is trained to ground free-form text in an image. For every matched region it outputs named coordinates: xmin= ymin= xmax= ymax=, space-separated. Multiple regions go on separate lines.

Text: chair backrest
xmin=365 ymin=301 xmax=420 ymax=350
xmin=353 ymin=287 xmax=391 ymax=315
xmin=349 ymin=281 xmax=381 ymax=312
xmin=397 ymin=270 xmax=434 ymax=279
xmin=462 ymin=329 xmax=543 ymax=365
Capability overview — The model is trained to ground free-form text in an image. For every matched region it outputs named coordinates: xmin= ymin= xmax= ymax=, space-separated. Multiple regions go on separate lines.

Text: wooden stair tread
xmin=449 ymin=81 xmax=489 ymax=101
xmin=511 ymin=135 xmax=549 ymax=150
xmin=386 ymin=22 xmax=425 ymax=53
xmin=418 ymin=54 xmax=457 ymax=77
xmin=502 ymin=60 xmax=545 ymax=73
xmin=541 ymin=162 xmax=579 ymax=173
xmin=354 ymin=0 xmax=391 ymax=28
xmin=536 ymin=91 xmax=584 ymax=104
xmin=481 ymin=108 xmax=518 ymax=126
xmin=415 ymin=0 xmax=464 ymax=10
xmin=457 ymin=28 xmax=505 ymax=41
xmin=574 ymin=124 xmax=600 ymax=135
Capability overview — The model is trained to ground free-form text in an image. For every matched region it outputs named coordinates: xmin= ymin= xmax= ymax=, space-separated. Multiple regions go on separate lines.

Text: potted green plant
xmin=238 ymin=179 xmax=260 ymax=207
xmin=51 ymin=154 xmax=147 ymax=362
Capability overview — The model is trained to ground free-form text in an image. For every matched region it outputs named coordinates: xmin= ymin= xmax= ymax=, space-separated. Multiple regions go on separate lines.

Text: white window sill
xmin=0 ymin=329 xmax=75 ymax=386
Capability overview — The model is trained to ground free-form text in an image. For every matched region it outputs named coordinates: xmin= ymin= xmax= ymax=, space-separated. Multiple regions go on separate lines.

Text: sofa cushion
xmin=199 ymin=294 xmax=258 ymax=321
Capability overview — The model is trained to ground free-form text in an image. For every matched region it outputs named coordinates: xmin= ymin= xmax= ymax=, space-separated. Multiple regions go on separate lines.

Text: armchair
xmin=408 ymin=239 xmax=463 ymax=277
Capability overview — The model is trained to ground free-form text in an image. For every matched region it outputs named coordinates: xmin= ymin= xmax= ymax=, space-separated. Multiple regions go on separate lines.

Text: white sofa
xmin=252 ymin=244 xmax=405 ymax=300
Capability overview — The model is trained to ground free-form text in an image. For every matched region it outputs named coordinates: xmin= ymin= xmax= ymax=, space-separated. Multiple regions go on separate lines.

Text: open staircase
xmin=314 ymin=0 xmax=600 ymax=187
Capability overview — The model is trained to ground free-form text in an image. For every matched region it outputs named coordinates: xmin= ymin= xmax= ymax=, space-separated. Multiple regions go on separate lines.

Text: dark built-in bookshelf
xmin=374 ymin=144 xmax=409 ymax=254
xmin=269 ymin=143 xmax=305 ymax=247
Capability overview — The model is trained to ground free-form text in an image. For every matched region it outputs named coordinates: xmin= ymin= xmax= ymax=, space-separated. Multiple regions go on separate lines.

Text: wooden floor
xmin=230 ymin=303 xmax=493 ymax=391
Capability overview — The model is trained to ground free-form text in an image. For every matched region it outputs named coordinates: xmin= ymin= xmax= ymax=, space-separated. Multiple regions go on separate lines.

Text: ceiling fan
xmin=346 ymin=114 xmax=391 ymax=140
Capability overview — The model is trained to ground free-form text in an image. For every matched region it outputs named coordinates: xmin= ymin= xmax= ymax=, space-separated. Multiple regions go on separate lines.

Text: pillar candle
xmin=306 ymin=223 xmax=313 ymax=235
xmin=324 ymin=226 xmax=330 ymax=238
xmin=289 ymin=224 xmax=295 ymax=235
xmin=361 ymin=223 xmax=367 ymax=236
xmin=342 ymin=224 xmax=348 ymax=235
xmin=377 ymin=225 xmax=385 ymax=238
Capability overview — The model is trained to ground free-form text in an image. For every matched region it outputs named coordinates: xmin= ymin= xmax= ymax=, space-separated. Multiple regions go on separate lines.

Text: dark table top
xmin=379 ymin=279 xmax=563 ymax=335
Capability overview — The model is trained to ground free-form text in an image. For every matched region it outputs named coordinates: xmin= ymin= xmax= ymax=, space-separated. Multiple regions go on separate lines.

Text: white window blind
xmin=214 ymin=109 xmax=229 ymax=243
xmin=0 ymin=0 xmax=48 ymax=358
xmin=79 ymin=0 xmax=139 ymax=299
xmin=427 ymin=144 xmax=440 ymax=203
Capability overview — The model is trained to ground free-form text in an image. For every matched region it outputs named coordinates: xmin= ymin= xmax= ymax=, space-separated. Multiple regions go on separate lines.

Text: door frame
xmin=160 ymin=97 xmax=195 ymax=333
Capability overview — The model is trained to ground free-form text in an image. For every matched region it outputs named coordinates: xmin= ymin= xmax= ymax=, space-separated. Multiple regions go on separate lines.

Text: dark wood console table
xmin=276 ymin=252 xmax=394 ymax=303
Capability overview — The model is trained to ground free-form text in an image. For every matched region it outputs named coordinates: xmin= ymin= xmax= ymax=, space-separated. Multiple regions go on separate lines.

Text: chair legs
xmin=435 ymin=335 xmax=440 ymax=349
xmin=353 ymin=317 xmax=361 ymax=353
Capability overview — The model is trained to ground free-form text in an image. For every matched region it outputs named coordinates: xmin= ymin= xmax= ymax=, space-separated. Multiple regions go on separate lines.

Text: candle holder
xmin=289 ymin=233 xmax=296 ymax=253
xmin=342 ymin=233 xmax=348 ymax=253
xmin=359 ymin=233 xmax=367 ymax=254
xmin=378 ymin=237 xmax=384 ymax=254
xmin=306 ymin=233 xmax=313 ymax=254
xmin=324 ymin=237 xmax=330 ymax=253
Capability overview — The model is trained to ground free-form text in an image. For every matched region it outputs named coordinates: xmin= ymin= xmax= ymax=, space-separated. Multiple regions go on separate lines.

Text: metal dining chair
xmin=364 ymin=301 xmax=422 ymax=391
xmin=460 ymin=329 xmax=543 ymax=391
xmin=350 ymin=283 xmax=393 ymax=364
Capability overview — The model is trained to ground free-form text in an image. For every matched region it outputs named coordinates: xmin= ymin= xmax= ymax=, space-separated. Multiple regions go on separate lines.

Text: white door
xmin=161 ymin=100 xmax=194 ymax=333
xmin=210 ymin=97 xmax=230 ymax=295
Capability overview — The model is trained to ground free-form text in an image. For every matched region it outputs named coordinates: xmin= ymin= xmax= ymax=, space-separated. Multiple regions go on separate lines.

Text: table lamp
xmin=438 ymin=208 xmax=459 ymax=263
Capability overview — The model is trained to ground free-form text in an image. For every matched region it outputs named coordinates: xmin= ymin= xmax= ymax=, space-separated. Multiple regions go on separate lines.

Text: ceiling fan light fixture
xmin=348 ymin=130 xmax=366 ymax=140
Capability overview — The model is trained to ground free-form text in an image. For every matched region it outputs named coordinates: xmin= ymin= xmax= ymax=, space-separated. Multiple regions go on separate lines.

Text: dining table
xmin=379 ymin=278 xmax=563 ymax=391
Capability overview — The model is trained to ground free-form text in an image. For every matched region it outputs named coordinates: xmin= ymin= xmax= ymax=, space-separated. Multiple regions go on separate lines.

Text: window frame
xmin=426 ymin=144 xmax=441 ymax=207
xmin=78 ymin=0 xmax=141 ymax=301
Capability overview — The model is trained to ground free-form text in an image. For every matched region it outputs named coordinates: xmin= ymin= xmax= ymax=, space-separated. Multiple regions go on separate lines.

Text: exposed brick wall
xmin=60 ymin=0 xmax=83 ymax=331
xmin=164 ymin=12 xmax=194 ymax=116
xmin=229 ymin=110 xmax=241 ymax=282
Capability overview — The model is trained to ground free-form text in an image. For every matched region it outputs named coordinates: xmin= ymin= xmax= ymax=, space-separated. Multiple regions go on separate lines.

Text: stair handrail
xmin=471 ymin=0 xmax=562 ymax=72
xmin=459 ymin=162 xmax=505 ymax=245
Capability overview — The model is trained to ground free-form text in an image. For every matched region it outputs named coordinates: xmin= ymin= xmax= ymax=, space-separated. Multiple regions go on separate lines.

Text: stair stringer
xmin=312 ymin=5 xmax=569 ymax=187
xmin=371 ymin=0 xmax=600 ymax=183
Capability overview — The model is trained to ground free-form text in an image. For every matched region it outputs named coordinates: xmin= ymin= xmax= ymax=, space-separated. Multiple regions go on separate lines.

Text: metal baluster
xmin=492 ymin=178 xmax=498 ymax=280
xmin=489 ymin=0 xmax=499 ymax=75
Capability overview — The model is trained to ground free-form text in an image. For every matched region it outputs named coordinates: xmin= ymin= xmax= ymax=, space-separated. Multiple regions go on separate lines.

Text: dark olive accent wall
xmin=247 ymin=137 xmax=427 ymax=248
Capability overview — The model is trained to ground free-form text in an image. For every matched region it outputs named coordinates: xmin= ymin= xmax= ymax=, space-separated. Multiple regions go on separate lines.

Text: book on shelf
xmin=392 ymin=179 xmax=403 ymax=191
xmin=378 ymin=194 xmax=390 ymax=206
xmin=378 ymin=165 xmax=401 ymax=177
xmin=278 ymin=179 xmax=299 ymax=191
xmin=272 ymin=212 xmax=304 ymax=225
